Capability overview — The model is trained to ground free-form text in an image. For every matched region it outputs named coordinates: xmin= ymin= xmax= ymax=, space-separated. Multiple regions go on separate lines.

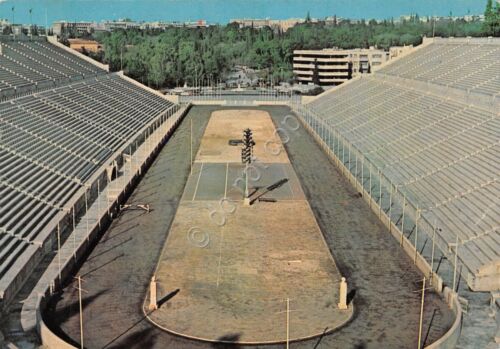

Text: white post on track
xmin=135 ymin=140 xmax=138 ymax=171
xmin=97 ymin=179 xmax=101 ymax=229
xmin=85 ymin=188 xmax=88 ymax=236
xmin=78 ymin=275 xmax=84 ymax=349
xmin=431 ymin=220 xmax=436 ymax=283
xmin=57 ymin=223 xmax=61 ymax=279
xmin=388 ymin=183 xmax=393 ymax=230
xmin=415 ymin=206 xmax=420 ymax=264
xmin=354 ymin=152 xmax=358 ymax=185
xmin=190 ymin=117 xmax=193 ymax=175
xmin=348 ymin=143 xmax=352 ymax=182
xmin=369 ymin=163 xmax=372 ymax=204
xmin=106 ymin=177 xmax=110 ymax=215
xmin=342 ymin=139 xmax=345 ymax=169
xmin=72 ymin=208 xmax=76 ymax=257
xmin=130 ymin=145 xmax=133 ymax=177
xmin=361 ymin=157 xmax=365 ymax=192
xmin=337 ymin=130 xmax=340 ymax=162
xmin=453 ymin=234 xmax=458 ymax=292
xmin=286 ymin=298 xmax=290 ymax=349
xmin=418 ymin=277 xmax=426 ymax=349
xmin=379 ymin=170 xmax=382 ymax=217
xmin=401 ymin=195 xmax=406 ymax=246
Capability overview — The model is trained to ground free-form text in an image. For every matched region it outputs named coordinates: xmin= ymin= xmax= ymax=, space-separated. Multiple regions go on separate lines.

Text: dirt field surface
xmin=148 ymin=109 xmax=350 ymax=343
xmin=196 ymin=110 xmax=289 ymax=163
xmin=44 ymin=106 xmax=453 ymax=349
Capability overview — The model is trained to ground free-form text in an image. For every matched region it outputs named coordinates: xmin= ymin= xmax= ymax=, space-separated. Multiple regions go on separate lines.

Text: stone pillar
xmin=338 ymin=277 xmax=348 ymax=310
xmin=149 ymin=276 xmax=158 ymax=311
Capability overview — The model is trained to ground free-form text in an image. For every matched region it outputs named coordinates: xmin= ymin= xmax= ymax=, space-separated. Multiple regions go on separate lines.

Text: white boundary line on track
xmin=224 ymin=162 xmax=229 ymax=199
xmin=192 ymin=162 xmax=204 ymax=201
xmin=216 ymin=229 xmax=224 ymax=288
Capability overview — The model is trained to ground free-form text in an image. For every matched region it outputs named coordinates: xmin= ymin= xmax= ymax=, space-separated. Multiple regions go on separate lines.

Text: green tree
xmin=483 ymin=0 xmax=500 ymax=35
xmin=93 ymin=14 xmax=493 ymax=89
xmin=305 ymin=11 xmax=311 ymax=23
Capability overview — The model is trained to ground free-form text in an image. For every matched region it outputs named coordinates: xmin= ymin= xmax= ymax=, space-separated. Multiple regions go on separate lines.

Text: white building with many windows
xmin=293 ymin=47 xmax=391 ymax=86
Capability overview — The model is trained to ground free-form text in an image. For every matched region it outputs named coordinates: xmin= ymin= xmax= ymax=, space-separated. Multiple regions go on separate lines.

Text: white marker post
xmin=338 ymin=277 xmax=348 ymax=310
xmin=286 ymin=298 xmax=290 ymax=349
xmin=190 ymin=117 xmax=193 ymax=175
xmin=77 ymin=275 xmax=84 ymax=349
xmin=418 ymin=277 xmax=426 ymax=349
xmin=149 ymin=276 xmax=158 ymax=311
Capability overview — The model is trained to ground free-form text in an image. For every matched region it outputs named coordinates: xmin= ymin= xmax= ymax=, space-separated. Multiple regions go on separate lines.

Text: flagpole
xmin=29 ymin=9 xmax=33 ymax=36
xmin=11 ymin=6 xmax=15 ymax=38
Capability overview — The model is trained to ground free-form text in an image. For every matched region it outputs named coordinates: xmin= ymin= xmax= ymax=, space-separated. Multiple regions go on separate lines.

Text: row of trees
xmin=93 ymin=5 xmax=498 ymax=88
xmin=484 ymin=0 xmax=500 ymax=36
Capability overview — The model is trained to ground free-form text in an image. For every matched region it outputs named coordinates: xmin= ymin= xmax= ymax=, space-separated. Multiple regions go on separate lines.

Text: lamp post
xmin=29 ymin=8 xmax=33 ymax=36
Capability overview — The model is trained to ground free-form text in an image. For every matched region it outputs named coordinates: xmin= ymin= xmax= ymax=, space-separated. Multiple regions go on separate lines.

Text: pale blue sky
xmin=0 ymin=0 xmax=488 ymax=25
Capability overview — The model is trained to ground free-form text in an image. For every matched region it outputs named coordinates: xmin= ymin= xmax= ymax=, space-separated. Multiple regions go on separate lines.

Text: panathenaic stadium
xmin=0 ymin=35 xmax=498 ymax=349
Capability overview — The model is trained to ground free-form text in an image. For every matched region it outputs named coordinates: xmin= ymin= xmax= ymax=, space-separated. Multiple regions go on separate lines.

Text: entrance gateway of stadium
xmin=0 ymin=35 xmax=498 ymax=349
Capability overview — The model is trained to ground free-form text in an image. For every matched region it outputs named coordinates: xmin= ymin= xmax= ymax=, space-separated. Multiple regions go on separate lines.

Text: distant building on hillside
xmin=67 ymin=38 xmax=103 ymax=53
xmin=53 ymin=21 xmax=94 ymax=36
xmin=0 ymin=19 xmax=10 ymax=31
xmin=230 ymin=17 xmax=317 ymax=32
xmin=53 ymin=19 xmax=210 ymax=37
xmin=293 ymin=47 xmax=392 ymax=86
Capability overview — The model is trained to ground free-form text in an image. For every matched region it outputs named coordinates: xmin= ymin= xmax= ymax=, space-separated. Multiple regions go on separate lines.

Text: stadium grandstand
xmin=0 ymin=35 xmax=181 ymax=314
xmin=378 ymin=37 xmax=500 ymax=97
xmin=0 ymin=36 xmax=106 ymax=101
xmin=299 ymin=37 xmax=499 ymax=293
xmin=0 ymin=35 xmax=498 ymax=349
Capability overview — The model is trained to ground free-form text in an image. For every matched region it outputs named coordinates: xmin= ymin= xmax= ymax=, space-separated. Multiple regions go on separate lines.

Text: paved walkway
xmin=45 ymin=106 xmax=453 ymax=349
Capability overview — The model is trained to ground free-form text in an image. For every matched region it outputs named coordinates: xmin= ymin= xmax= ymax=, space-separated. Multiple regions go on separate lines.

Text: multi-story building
xmin=0 ymin=19 xmax=10 ymax=32
xmin=103 ymin=20 xmax=141 ymax=31
xmin=67 ymin=38 xmax=103 ymax=53
xmin=230 ymin=18 xmax=317 ymax=32
xmin=293 ymin=47 xmax=389 ymax=86
xmin=293 ymin=49 xmax=352 ymax=86
xmin=53 ymin=19 xmax=210 ymax=37
xmin=53 ymin=21 xmax=94 ymax=36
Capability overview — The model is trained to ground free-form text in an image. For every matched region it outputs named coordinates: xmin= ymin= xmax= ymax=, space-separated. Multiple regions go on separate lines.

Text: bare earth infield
xmin=146 ymin=109 xmax=353 ymax=343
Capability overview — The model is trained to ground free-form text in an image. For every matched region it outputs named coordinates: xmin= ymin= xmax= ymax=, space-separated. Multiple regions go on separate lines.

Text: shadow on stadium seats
xmin=211 ymin=333 xmax=242 ymax=348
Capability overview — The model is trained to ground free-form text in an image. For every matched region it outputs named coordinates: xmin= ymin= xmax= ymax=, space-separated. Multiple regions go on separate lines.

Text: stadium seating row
xmin=0 ymin=38 xmax=105 ymax=99
xmin=0 ymin=73 xmax=175 ymax=285
xmin=378 ymin=38 xmax=500 ymax=97
xmin=307 ymin=71 xmax=499 ymax=281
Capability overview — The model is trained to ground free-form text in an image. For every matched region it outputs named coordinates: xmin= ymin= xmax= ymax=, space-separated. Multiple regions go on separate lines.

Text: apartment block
xmin=293 ymin=47 xmax=390 ymax=86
